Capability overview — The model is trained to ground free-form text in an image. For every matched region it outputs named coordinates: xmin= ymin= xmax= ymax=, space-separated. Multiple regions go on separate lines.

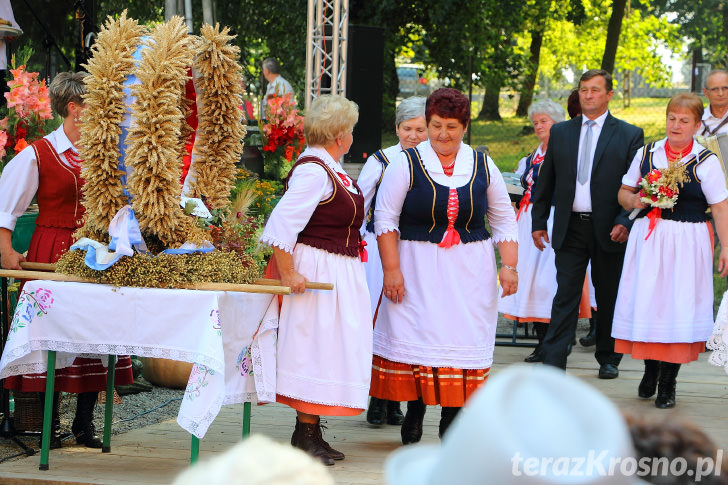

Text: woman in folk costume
xmin=0 ymin=72 xmax=133 ymax=448
xmin=358 ymin=96 xmax=427 ymax=427
xmin=499 ymin=100 xmax=565 ymax=363
xmin=371 ymin=88 xmax=518 ymax=444
xmin=260 ymin=95 xmax=372 ymax=466
xmin=614 ymin=93 xmax=728 ymax=408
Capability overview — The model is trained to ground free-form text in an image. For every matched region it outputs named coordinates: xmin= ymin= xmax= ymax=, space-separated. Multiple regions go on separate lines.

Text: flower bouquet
xmin=259 ymin=92 xmax=305 ymax=179
xmin=629 ymin=159 xmax=688 ymax=239
xmin=0 ymin=48 xmax=57 ymax=174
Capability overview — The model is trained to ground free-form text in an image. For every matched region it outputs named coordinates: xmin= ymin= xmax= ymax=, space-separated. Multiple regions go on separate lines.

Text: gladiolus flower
xmin=14 ymin=137 xmax=28 ymax=153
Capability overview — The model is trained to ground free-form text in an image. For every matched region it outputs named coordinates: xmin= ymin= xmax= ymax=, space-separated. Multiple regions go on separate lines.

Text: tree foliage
xmin=650 ymin=0 xmax=728 ymax=67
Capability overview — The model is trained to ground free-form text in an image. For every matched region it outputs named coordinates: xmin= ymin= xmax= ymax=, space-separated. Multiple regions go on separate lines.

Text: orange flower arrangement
xmin=0 ymin=48 xmax=56 ymax=173
xmin=259 ymin=92 xmax=304 ymax=178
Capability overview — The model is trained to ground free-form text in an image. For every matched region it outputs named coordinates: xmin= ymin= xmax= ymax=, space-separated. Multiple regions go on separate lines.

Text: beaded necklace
xmin=442 ymin=159 xmax=455 ymax=177
xmin=664 ymin=140 xmax=693 ymax=163
xmin=63 ymin=149 xmax=83 ymax=169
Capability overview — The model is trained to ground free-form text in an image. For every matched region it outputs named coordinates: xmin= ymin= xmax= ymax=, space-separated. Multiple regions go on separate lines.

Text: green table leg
xmin=242 ymin=402 xmax=251 ymax=438
xmin=39 ymin=350 xmax=56 ymax=471
xmin=190 ymin=435 xmax=199 ymax=463
xmin=103 ymin=355 xmax=116 ymax=453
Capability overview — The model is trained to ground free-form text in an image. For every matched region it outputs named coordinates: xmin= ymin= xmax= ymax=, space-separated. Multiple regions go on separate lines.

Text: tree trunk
xmin=477 ymin=78 xmax=503 ymax=121
xmin=165 ymin=0 xmax=177 ymax=20
xmin=515 ymin=29 xmax=544 ymax=117
xmin=202 ymin=0 xmax=215 ymax=25
xmin=600 ymin=0 xmax=628 ymax=75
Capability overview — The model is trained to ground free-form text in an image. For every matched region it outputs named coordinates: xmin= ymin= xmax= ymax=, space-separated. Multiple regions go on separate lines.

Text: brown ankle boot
xmin=292 ymin=418 xmax=344 ymax=460
xmin=292 ymin=419 xmax=334 ymax=466
xmin=318 ymin=419 xmax=344 ymax=460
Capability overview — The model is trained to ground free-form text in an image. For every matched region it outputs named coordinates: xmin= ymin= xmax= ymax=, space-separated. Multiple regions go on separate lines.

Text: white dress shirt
xmin=572 ymin=110 xmax=609 ymax=212
xmin=701 ymin=104 xmax=728 ymax=136
xmin=0 ymin=125 xmax=77 ymax=231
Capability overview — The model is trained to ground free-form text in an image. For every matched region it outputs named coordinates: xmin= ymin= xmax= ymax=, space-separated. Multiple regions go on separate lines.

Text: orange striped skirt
xmin=615 ymin=339 xmax=705 ymax=364
xmin=369 ymin=355 xmax=489 ymax=407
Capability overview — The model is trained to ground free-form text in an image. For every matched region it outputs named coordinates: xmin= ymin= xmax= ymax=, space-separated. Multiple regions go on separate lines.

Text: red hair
xmin=426 ymin=88 xmax=470 ymax=127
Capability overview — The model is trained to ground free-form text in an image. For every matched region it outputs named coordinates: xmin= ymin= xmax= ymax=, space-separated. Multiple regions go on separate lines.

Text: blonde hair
xmin=49 ymin=72 xmax=87 ymax=118
xmin=304 ymin=95 xmax=358 ymax=147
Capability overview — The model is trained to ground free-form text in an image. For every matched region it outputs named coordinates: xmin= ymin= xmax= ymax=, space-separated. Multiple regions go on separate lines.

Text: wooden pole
xmin=0 ymin=270 xmax=294 ymax=295
xmin=18 ymin=263 xmax=335 ymax=290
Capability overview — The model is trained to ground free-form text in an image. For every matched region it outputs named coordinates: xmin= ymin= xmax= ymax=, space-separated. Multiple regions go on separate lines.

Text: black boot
xmin=525 ymin=322 xmax=548 ymax=363
xmin=638 ymin=360 xmax=660 ymax=398
xmin=292 ymin=418 xmax=335 ymax=466
xmin=439 ymin=407 xmax=461 ymax=439
xmin=655 ymin=362 xmax=680 ymax=409
xmin=401 ymin=398 xmax=426 ymax=445
xmin=38 ymin=392 xmax=62 ymax=449
xmin=579 ymin=312 xmax=597 ymax=347
xmin=366 ymin=397 xmax=387 ymax=425
xmin=72 ymin=392 xmax=103 ymax=448
xmin=386 ymin=401 xmax=404 ymax=425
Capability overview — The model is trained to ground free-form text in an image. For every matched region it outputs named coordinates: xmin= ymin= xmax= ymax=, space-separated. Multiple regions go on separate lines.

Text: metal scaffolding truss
xmin=305 ymin=0 xmax=349 ymax=110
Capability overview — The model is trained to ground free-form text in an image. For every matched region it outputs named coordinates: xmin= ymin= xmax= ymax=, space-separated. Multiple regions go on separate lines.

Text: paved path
xmin=0 ymin=339 xmax=726 ymax=484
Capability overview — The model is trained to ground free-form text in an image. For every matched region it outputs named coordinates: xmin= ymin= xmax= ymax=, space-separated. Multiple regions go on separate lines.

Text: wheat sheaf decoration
xmin=77 ymin=11 xmax=144 ymax=242
xmin=124 ymin=16 xmax=202 ymax=247
xmin=188 ymin=23 xmax=246 ymax=210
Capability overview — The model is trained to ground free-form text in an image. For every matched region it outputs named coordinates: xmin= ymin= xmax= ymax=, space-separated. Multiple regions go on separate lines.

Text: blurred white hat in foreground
xmin=173 ymin=434 xmax=334 ymax=485
xmin=386 ymin=364 xmax=639 ymax=485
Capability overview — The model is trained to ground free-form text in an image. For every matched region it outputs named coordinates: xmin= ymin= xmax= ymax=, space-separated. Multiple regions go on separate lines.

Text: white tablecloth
xmin=0 ymin=280 xmax=279 ymax=438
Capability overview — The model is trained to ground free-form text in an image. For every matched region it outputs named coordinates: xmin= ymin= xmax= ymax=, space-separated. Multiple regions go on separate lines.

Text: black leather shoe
xmin=386 ymin=401 xmax=404 ymax=425
xmin=73 ymin=425 xmax=103 ymax=448
xmin=366 ymin=397 xmax=386 ymax=425
xmin=39 ymin=433 xmax=63 ymax=450
xmin=579 ymin=320 xmax=596 ymax=347
xmin=524 ymin=349 xmax=543 ymax=363
xmin=598 ymin=363 xmax=619 ymax=379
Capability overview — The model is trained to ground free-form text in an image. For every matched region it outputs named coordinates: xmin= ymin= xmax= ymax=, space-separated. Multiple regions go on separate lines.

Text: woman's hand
xmin=630 ymin=192 xmax=648 ymax=211
xmin=499 ymin=266 xmax=518 ymax=297
xmin=279 ymin=269 xmax=307 ymax=294
xmin=382 ymin=268 xmax=405 ymax=304
xmin=272 ymin=247 xmax=307 ymax=294
xmin=719 ymin=246 xmax=728 ymax=278
xmin=0 ymin=248 xmax=25 ymax=270
xmin=0 ymin=228 xmax=24 ymax=270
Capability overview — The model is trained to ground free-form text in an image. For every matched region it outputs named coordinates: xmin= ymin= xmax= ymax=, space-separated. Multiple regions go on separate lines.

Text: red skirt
xmin=5 ymin=225 xmax=134 ymax=393
xmin=369 ymin=355 xmax=489 ymax=407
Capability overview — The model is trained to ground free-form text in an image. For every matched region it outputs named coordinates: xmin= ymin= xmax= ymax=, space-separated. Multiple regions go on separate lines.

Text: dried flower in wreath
xmin=188 ymin=23 xmax=246 ymax=210
xmin=77 ymin=11 xmax=144 ymax=242
xmin=125 ymin=16 xmax=203 ymax=247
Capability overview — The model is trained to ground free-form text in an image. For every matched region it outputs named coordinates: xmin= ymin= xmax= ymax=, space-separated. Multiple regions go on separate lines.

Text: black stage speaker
xmin=346 ymin=24 xmax=384 ymax=164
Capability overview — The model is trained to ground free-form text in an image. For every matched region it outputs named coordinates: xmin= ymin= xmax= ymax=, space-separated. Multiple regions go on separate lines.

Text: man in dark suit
xmin=531 ymin=69 xmax=644 ymax=378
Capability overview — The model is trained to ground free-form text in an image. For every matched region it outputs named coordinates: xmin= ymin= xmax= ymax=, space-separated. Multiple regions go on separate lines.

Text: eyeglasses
xmin=708 ymin=86 xmax=728 ymax=93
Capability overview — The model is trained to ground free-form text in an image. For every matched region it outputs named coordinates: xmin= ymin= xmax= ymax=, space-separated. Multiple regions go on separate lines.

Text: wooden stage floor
xmin=1 ymin=342 xmax=727 ymax=484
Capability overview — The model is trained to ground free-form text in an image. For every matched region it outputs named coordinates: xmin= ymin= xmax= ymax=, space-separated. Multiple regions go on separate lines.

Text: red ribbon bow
xmin=438 ymin=227 xmax=461 ymax=248
xmin=645 ymin=207 xmax=661 ymax=240
xmin=516 ymin=190 xmax=531 ymax=221
xmin=336 ymin=172 xmax=351 ymax=187
xmin=358 ymin=239 xmax=368 ymax=262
